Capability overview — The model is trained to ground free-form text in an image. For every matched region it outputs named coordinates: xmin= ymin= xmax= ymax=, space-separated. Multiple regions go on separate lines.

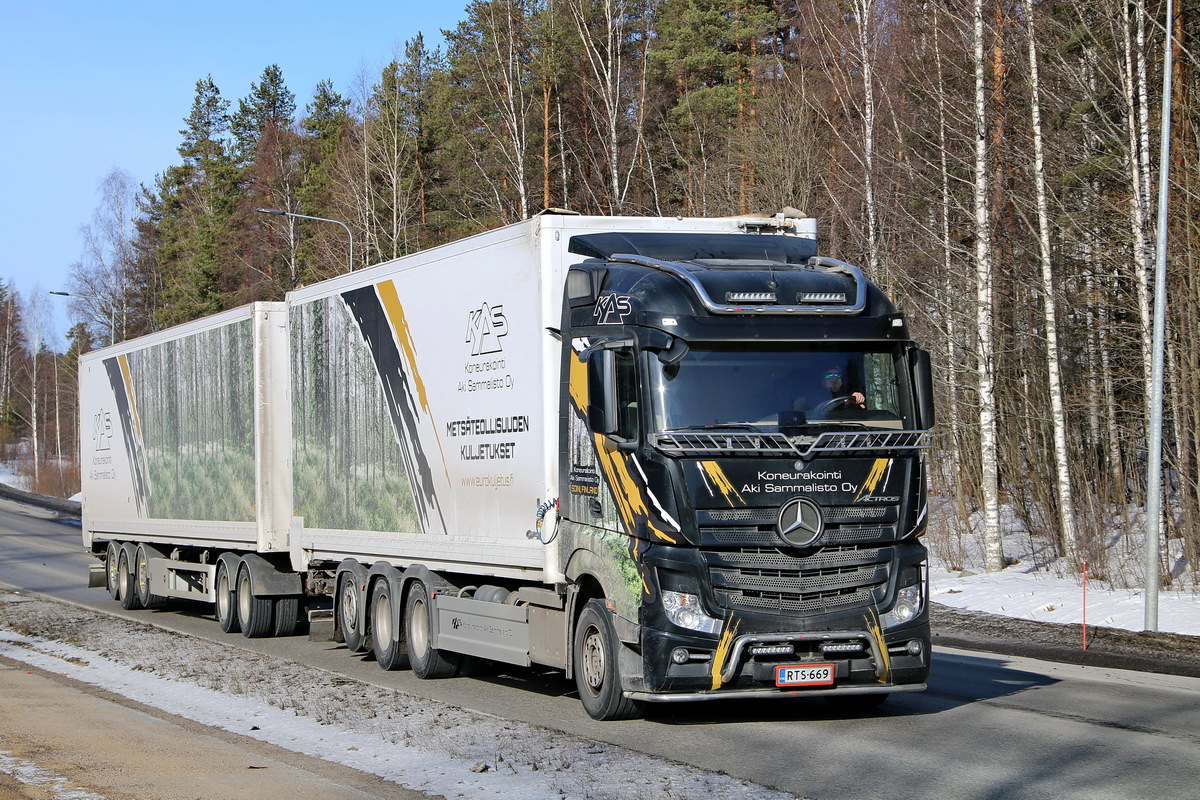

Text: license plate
xmin=775 ymin=663 xmax=835 ymax=687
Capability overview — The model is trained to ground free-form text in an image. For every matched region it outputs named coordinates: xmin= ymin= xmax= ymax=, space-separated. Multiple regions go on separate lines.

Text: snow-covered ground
xmin=926 ymin=509 xmax=1200 ymax=637
xmin=0 ymin=460 xmax=28 ymax=492
xmin=0 ymin=595 xmax=794 ymax=800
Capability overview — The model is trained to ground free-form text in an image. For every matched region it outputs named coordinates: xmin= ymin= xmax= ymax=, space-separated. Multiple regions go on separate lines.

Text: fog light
xmin=907 ymin=639 xmax=923 ymax=656
xmin=671 ymin=647 xmax=690 ymax=665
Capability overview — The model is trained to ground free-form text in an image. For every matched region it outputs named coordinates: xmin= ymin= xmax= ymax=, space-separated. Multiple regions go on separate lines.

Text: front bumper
xmin=628 ymin=618 xmax=931 ymax=701
xmin=627 ymin=682 xmax=927 ymax=703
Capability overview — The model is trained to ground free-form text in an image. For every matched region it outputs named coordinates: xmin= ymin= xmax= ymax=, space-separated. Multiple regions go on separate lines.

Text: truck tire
xmin=370 ymin=581 xmax=409 ymax=671
xmin=104 ymin=541 xmax=121 ymax=600
xmin=134 ymin=544 xmax=167 ymax=609
xmin=214 ymin=559 xmax=240 ymax=634
xmin=338 ymin=572 xmax=369 ymax=653
xmin=273 ymin=596 xmax=301 ymax=637
xmin=405 ymin=581 xmax=458 ymax=679
xmin=117 ymin=543 xmax=143 ymax=611
xmin=574 ymin=600 xmax=643 ymax=721
xmin=237 ymin=563 xmax=274 ymax=638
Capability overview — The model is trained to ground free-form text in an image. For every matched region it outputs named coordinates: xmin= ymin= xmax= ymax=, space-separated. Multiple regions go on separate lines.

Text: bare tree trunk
xmin=1024 ymin=0 xmax=1079 ymax=564
xmin=853 ymin=0 xmax=881 ymax=279
xmin=1120 ymin=0 xmax=1155 ymax=451
xmin=975 ymin=0 xmax=1005 ymax=572
xmin=568 ymin=0 xmax=627 ymax=213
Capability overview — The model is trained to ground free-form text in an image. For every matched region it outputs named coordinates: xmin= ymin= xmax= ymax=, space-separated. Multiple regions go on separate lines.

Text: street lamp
xmin=50 ymin=291 xmax=114 ymax=346
xmin=255 ymin=208 xmax=354 ymax=273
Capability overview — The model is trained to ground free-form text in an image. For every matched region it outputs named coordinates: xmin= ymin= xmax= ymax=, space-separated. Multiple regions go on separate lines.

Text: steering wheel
xmin=813 ymin=396 xmax=856 ymax=416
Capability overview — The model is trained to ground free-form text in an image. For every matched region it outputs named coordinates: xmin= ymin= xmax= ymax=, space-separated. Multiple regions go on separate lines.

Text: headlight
xmin=882 ymin=583 xmax=923 ymax=628
xmin=661 ymin=590 xmax=723 ymax=635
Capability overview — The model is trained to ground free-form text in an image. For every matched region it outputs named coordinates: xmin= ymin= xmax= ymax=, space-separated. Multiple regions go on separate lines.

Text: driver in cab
xmin=822 ymin=367 xmax=865 ymax=410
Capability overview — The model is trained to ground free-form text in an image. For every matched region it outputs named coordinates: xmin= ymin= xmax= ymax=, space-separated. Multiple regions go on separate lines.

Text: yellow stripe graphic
xmin=376 ymin=280 xmax=450 ymax=483
xmin=864 ymin=608 xmax=891 ymax=684
xmin=854 ymin=458 xmax=891 ymax=502
xmin=699 ymin=461 xmax=743 ymax=507
xmin=377 ymin=280 xmax=431 ymax=415
xmin=117 ymin=354 xmax=143 ymax=445
xmin=711 ymin=619 xmax=740 ymax=690
xmin=569 ymin=350 xmax=677 ymax=544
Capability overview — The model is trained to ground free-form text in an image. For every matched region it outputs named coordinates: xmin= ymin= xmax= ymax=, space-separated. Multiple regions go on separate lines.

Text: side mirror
xmin=587 ymin=349 xmax=619 ymax=436
xmin=911 ymin=348 xmax=935 ymax=430
xmin=586 ymin=347 xmax=638 ymax=450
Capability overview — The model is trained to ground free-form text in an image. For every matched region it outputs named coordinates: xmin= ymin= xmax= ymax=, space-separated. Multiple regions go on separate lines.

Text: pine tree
xmin=231 ymin=64 xmax=298 ymax=167
xmin=156 ymin=75 xmax=240 ymax=325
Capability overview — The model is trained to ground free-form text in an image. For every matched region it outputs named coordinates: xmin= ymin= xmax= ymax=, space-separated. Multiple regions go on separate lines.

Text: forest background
xmin=1 ymin=0 xmax=1197 ymax=587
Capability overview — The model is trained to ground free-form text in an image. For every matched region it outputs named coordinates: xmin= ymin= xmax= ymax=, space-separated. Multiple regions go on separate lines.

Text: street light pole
xmin=49 ymin=291 xmax=114 ymax=346
xmin=255 ymin=208 xmax=354 ymax=273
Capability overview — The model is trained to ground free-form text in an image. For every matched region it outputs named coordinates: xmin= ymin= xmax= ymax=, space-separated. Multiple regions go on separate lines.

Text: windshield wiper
xmin=782 ymin=421 xmax=873 ymax=432
xmin=664 ymin=423 xmax=762 ymax=433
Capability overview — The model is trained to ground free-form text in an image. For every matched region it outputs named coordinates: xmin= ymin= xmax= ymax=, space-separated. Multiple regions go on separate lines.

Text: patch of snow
xmin=0 ymin=597 xmax=794 ymax=800
xmin=927 ymin=500 xmax=1200 ymax=637
xmin=0 ymin=460 xmax=29 ymax=492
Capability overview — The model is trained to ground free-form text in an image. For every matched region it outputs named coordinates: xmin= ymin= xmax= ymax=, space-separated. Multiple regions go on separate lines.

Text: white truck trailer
xmin=80 ymin=212 xmax=935 ymax=719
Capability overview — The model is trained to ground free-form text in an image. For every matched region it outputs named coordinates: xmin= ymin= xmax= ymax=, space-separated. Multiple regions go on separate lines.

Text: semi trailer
xmin=80 ymin=212 xmax=935 ymax=720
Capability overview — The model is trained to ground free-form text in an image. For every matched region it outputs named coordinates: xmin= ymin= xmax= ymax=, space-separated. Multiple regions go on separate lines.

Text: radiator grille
xmin=704 ymin=544 xmax=891 ymax=616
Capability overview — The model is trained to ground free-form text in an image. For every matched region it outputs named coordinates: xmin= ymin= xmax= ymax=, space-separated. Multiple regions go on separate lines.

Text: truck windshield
xmin=647 ymin=343 xmax=914 ymax=433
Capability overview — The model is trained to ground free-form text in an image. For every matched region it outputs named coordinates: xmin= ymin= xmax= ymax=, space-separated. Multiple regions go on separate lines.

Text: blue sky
xmin=1 ymin=1 xmax=468 ymax=350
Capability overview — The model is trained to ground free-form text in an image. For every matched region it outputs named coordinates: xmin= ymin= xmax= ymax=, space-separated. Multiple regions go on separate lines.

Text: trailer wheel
xmin=338 ymin=573 xmax=369 ymax=653
xmin=405 ymin=581 xmax=458 ymax=679
xmin=134 ymin=544 xmax=167 ymax=609
xmin=104 ymin=541 xmax=121 ymax=600
xmin=236 ymin=563 xmax=274 ymax=638
xmin=214 ymin=560 xmax=240 ymax=634
xmin=273 ymin=596 xmax=301 ymax=637
xmin=370 ymin=581 xmax=409 ymax=671
xmin=574 ymin=600 xmax=643 ymax=721
xmin=116 ymin=543 xmax=143 ymax=611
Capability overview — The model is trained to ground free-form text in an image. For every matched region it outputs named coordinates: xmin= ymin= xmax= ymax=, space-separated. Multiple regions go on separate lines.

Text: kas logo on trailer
xmin=92 ymin=410 xmax=113 ymax=451
xmin=466 ymin=303 xmax=508 ymax=355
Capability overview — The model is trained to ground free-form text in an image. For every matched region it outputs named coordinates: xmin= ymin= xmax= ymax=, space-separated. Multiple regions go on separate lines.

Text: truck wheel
xmin=117 ymin=543 xmax=143 ymax=611
xmin=338 ymin=573 xmax=369 ymax=652
xmin=104 ymin=541 xmax=121 ymax=600
xmin=405 ymin=581 xmax=458 ymax=679
xmin=214 ymin=560 xmax=240 ymax=634
xmin=134 ymin=544 xmax=167 ymax=609
xmin=273 ymin=596 xmax=301 ymax=637
xmin=574 ymin=600 xmax=643 ymax=721
xmin=236 ymin=563 xmax=274 ymax=638
xmin=370 ymin=581 xmax=409 ymax=671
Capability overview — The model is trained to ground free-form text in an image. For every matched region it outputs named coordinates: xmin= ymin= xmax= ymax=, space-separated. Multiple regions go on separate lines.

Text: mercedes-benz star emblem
xmin=777 ymin=497 xmax=824 ymax=547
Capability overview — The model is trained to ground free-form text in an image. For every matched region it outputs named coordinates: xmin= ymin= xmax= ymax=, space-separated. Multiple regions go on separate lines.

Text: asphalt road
xmin=3 ymin=498 xmax=1200 ymax=800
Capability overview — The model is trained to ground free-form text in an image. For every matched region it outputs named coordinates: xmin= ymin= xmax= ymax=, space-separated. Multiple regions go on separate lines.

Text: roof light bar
xmin=726 ymin=292 xmax=777 ymax=303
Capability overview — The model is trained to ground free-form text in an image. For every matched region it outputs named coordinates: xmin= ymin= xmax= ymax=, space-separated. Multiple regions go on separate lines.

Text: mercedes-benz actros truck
xmin=80 ymin=212 xmax=934 ymax=720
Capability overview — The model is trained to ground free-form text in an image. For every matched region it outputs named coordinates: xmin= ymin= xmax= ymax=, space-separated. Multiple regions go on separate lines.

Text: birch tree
xmin=1023 ymin=0 xmax=1079 ymax=563
xmin=974 ymin=0 xmax=1004 ymax=572
xmin=444 ymin=0 xmax=536 ymax=223
xmin=73 ymin=168 xmax=139 ymax=345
